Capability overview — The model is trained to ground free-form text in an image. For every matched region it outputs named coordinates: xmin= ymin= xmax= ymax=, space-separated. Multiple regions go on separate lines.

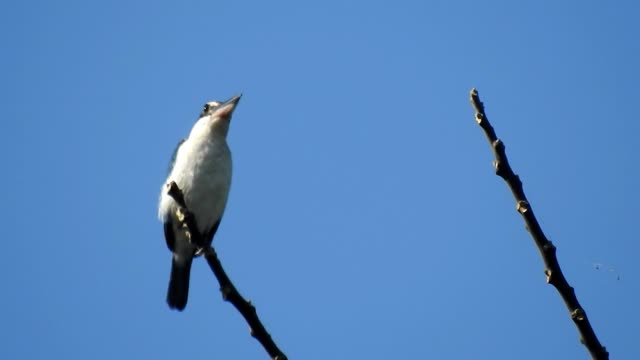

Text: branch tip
xmin=469 ymin=89 xmax=607 ymax=359
xmin=470 ymin=88 xmax=484 ymax=112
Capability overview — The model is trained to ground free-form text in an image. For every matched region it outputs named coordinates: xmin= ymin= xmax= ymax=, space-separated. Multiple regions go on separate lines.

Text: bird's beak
xmin=213 ymin=94 xmax=242 ymax=119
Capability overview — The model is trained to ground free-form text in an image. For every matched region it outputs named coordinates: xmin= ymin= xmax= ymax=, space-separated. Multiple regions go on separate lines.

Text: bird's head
xmin=195 ymin=94 xmax=242 ymax=138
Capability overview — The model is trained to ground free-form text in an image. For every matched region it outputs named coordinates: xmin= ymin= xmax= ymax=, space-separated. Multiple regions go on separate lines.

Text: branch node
xmin=572 ymin=308 xmax=586 ymax=321
xmin=176 ymin=207 xmax=186 ymax=222
xmin=542 ymin=240 xmax=556 ymax=255
xmin=516 ymin=200 xmax=530 ymax=214
xmin=221 ymin=286 xmax=232 ymax=301
xmin=492 ymin=139 xmax=504 ymax=152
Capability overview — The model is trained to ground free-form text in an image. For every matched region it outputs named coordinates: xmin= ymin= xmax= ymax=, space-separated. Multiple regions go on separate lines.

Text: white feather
xmin=158 ymin=114 xmax=232 ymax=255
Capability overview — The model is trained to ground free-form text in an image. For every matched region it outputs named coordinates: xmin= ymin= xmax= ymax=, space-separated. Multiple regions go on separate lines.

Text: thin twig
xmin=468 ymin=89 xmax=608 ymax=359
xmin=166 ymin=181 xmax=288 ymax=360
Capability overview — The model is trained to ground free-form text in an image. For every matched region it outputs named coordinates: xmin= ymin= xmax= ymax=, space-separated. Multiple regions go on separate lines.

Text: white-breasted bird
xmin=158 ymin=94 xmax=241 ymax=311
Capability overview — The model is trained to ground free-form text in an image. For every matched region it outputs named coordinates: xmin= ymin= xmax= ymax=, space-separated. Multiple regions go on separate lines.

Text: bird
xmin=158 ymin=94 xmax=241 ymax=311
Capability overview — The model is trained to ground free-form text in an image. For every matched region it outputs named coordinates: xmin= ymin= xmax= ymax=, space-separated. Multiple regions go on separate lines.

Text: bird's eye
xmin=203 ymin=104 xmax=210 ymax=112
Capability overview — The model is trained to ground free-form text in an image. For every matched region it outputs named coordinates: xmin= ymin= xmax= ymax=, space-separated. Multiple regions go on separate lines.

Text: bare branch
xmin=166 ymin=181 xmax=288 ymax=360
xmin=468 ymin=89 xmax=608 ymax=359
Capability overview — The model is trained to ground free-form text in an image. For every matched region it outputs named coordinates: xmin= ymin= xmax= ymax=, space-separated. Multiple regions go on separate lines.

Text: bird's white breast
xmin=159 ymin=130 xmax=232 ymax=236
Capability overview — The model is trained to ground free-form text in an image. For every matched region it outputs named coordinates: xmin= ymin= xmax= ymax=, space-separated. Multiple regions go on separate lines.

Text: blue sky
xmin=2 ymin=0 xmax=638 ymax=359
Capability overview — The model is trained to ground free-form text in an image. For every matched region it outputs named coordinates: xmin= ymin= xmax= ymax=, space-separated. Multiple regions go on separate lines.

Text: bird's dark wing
xmin=204 ymin=218 xmax=222 ymax=246
xmin=164 ymin=221 xmax=176 ymax=251
xmin=166 ymin=138 xmax=186 ymax=176
xmin=166 ymin=218 xmax=221 ymax=251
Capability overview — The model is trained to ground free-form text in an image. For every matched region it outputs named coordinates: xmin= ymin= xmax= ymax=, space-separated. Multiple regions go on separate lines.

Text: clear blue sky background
xmin=2 ymin=1 xmax=638 ymax=359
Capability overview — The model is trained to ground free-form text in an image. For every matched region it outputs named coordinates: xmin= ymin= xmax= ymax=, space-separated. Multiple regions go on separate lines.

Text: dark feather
xmin=167 ymin=255 xmax=192 ymax=311
xmin=199 ymin=101 xmax=221 ymax=118
xmin=164 ymin=221 xmax=175 ymax=251
xmin=204 ymin=219 xmax=222 ymax=246
xmin=166 ymin=138 xmax=186 ymax=176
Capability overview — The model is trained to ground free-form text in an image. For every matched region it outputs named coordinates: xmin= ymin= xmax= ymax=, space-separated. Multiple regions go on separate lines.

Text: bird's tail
xmin=167 ymin=254 xmax=193 ymax=311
